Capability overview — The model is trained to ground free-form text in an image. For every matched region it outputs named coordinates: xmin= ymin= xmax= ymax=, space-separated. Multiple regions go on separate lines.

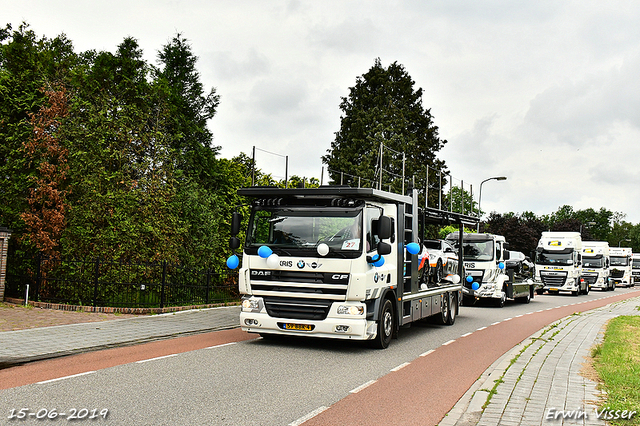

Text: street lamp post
xmin=477 ymin=176 xmax=507 ymax=231
xmin=618 ymin=238 xmax=631 ymax=247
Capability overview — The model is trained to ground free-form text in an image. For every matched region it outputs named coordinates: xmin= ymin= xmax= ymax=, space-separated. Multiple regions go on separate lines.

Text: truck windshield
xmin=459 ymin=240 xmax=494 ymax=261
xmin=633 ymin=259 xmax=640 ymax=269
xmin=536 ymin=250 xmax=574 ymax=266
xmin=247 ymin=207 xmax=363 ymax=257
xmin=610 ymin=256 xmax=629 ymax=266
xmin=582 ymin=256 xmax=604 ymax=268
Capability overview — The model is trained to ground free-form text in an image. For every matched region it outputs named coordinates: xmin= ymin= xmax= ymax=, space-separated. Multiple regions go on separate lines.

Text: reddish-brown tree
xmin=20 ymin=87 xmax=70 ymax=258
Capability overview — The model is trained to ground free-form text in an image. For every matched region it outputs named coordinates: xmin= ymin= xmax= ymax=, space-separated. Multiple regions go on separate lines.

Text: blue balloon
xmin=226 ymin=254 xmax=239 ymax=269
xmin=472 ymin=282 xmax=480 ymax=291
xmin=406 ymin=242 xmax=420 ymax=255
xmin=258 ymin=245 xmax=273 ymax=258
xmin=498 ymin=262 xmax=505 ymax=270
xmin=373 ymin=256 xmax=385 ymax=267
xmin=466 ymin=275 xmax=473 ymax=283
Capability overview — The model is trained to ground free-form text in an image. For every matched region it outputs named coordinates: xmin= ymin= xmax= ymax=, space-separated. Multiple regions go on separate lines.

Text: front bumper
xmin=240 ymin=299 xmax=374 ymax=340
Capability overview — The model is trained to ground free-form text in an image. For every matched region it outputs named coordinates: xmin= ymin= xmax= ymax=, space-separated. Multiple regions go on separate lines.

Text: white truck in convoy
xmin=609 ymin=247 xmax=633 ymax=287
xmin=228 ymin=186 xmax=478 ymax=349
xmin=445 ymin=232 xmax=536 ymax=307
xmin=534 ymin=232 xmax=588 ymax=296
xmin=581 ymin=241 xmax=613 ymax=291
xmin=632 ymin=253 xmax=640 ymax=285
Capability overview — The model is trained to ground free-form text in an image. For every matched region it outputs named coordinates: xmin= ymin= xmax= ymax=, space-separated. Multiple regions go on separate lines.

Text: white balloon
xmin=317 ymin=243 xmax=330 ymax=256
xmin=266 ymin=253 xmax=280 ymax=269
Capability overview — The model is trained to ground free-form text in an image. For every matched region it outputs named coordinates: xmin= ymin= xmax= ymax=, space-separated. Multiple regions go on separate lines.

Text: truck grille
xmin=540 ymin=270 xmax=568 ymax=287
xmin=463 ymin=270 xmax=484 ymax=289
xmin=610 ymin=269 xmax=625 ymax=279
xmin=263 ymin=297 xmax=332 ymax=320
xmin=250 ymin=269 xmax=349 ymax=320
xmin=582 ymin=273 xmax=598 ymax=285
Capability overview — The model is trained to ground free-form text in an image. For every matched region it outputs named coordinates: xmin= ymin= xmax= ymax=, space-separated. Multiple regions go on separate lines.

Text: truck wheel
xmin=496 ymin=292 xmax=506 ymax=308
xmin=435 ymin=293 xmax=449 ymax=324
xmin=517 ymin=291 xmax=531 ymax=304
xmin=535 ymin=289 xmax=544 ymax=295
xmin=371 ymin=299 xmax=394 ymax=349
xmin=446 ymin=292 xmax=457 ymax=325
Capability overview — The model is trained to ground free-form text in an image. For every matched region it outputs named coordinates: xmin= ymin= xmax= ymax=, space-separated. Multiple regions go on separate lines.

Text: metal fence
xmin=5 ymin=254 xmax=239 ymax=308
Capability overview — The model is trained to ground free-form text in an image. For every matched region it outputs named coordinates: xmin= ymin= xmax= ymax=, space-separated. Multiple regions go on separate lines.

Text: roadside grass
xmin=592 ymin=315 xmax=640 ymax=425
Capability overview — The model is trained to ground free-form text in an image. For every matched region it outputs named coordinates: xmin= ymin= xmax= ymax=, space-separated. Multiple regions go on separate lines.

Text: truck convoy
xmin=609 ymin=247 xmax=633 ymax=288
xmin=632 ymin=253 xmax=640 ymax=286
xmin=227 ymin=186 xmax=478 ymax=349
xmin=446 ymin=232 xmax=535 ymax=307
xmin=534 ymin=232 xmax=588 ymax=296
xmin=581 ymin=241 xmax=612 ymax=291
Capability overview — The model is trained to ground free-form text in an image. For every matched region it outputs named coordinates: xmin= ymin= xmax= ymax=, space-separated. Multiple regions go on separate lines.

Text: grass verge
xmin=592 ymin=315 xmax=640 ymax=425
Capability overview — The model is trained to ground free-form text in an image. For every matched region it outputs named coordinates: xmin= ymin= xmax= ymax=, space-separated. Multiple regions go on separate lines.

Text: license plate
xmin=549 ymin=288 xmax=558 ymax=291
xmin=283 ymin=323 xmax=313 ymax=331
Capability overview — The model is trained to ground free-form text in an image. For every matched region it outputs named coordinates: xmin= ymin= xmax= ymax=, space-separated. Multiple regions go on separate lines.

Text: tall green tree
xmin=322 ymin=58 xmax=447 ymax=203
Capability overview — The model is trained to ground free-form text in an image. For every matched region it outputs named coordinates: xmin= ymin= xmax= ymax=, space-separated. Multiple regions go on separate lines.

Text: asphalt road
xmin=1 ymin=288 xmax=638 ymax=426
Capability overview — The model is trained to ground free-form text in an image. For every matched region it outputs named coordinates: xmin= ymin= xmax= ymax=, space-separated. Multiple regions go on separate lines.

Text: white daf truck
xmin=609 ymin=247 xmax=633 ymax=288
xmin=445 ymin=232 xmax=535 ymax=307
xmin=228 ymin=186 xmax=478 ymax=349
xmin=534 ymin=231 xmax=588 ymax=296
xmin=581 ymin=241 xmax=613 ymax=291
xmin=632 ymin=253 xmax=640 ymax=286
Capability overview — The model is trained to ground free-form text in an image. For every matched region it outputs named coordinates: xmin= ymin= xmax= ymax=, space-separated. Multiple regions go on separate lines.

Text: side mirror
xmin=503 ymin=250 xmax=510 ymax=261
xmin=229 ymin=237 xmax=241 ymax=250
xmin=376 ymin=216 xmax=393 ymax=240
xmin=377 ymin=241 xmax=392 ymax=255
xmin=231 ymin=212 xmax=242 ymax=236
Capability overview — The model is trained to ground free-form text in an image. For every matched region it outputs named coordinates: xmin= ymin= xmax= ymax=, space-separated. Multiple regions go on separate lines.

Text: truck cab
xmin=581 ymin=241 xmax=612 ymax=291
xmin=534 ymin=232 xmax=587 ymax=296
xmin=609 ymin=247 xmax=633 ymax=288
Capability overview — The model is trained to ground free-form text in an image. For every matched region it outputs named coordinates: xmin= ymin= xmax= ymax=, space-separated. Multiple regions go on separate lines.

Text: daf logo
xmin=251 ymin=270 xmax=271 ymax=276
xmin=297 ymin=260 xmax=306 ymax=269
xmin=332 ymin=274 xmax=349 ymax=280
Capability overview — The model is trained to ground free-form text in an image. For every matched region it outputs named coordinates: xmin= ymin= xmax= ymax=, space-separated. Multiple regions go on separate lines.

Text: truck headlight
xmin=337 ymin=305 xmax=364 ymax=315
xmin=242 ymin=298 xmax=260 ymax=311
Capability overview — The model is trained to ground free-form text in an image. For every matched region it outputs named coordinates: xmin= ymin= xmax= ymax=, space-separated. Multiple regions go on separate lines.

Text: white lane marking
xmin=350 ymin=380 xmax=377 ymax=393
xmin=491 ymin=321 xmax=501 ymax=326
xmin=391 ymin=362 xmax=410 ymax=372
xmin=38 ymin=371 xmax=96 ymax=384
xmin=136 ymin=354 xmax=178 ymax=364
xmin=477 ymin=326 xmax=487 ymax=331
xmin=205 ymin=342 xmax=237 ymax=349
xmin=442 ymin=339 xmax=456 ymax=346
xmin=461 ymin=332 xmax=473 ymax=337
xmin=503 ymin=317 xmax=512 ymax=321
xmin=420 ymin=349 xmax=435 ymax=357
xmin=289 ymin=406 xmax=329 ymax=426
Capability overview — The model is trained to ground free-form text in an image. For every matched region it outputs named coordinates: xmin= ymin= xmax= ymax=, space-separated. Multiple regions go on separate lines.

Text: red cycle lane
xmin=301 ymin=290 xmax=640 ymax=426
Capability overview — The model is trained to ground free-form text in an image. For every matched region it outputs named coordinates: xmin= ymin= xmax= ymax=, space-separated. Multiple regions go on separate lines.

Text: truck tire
xmin=446 ymin=292 xmax=457 ymax=325
xmin=495 ymin=291 xmax=506 ymax=308
xmin=435 ymin=293 xmax=449 ymax=324
xmin=371 ymin=299 xmax=394 ymax=349
xmin=516 ymin=291 xmax=531 ymax=304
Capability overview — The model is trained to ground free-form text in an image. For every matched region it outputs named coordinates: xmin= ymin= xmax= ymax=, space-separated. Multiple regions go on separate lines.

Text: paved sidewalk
xmin=0 ymin=305 xmax=240 ymax=368
xmin=443 ymin=297 xmax=640 ymax=426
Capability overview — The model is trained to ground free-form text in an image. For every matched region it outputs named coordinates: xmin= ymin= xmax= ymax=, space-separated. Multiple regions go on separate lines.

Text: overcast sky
xmin=5 ymin=0 xmax=640 ymax=223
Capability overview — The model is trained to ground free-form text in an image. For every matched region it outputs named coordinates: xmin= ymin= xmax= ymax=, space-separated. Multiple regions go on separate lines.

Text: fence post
xmin=35 ymin=252 xmax=42 ymax=302
xmin=93 ymin=257 xmax=100 ymax=308
xmin=205 ymin=267 xmax=211 ymax=305
xmin=160 ymin=261 xmax=167 ymax=309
